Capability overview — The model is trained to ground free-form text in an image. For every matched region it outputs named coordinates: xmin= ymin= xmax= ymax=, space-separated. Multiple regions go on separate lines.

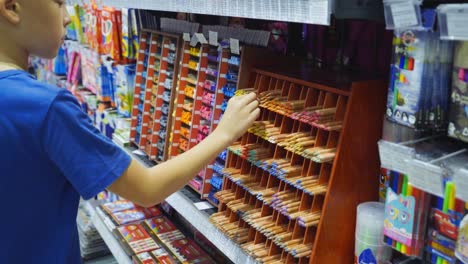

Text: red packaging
xmin=111 ymin=207 xmax=163 ymax=225
xmin=101 ymin=200 xmax=135 ymax=214
xmin=150 ymin=248 xmax=180 ymax=264
xmin=90 ymin=4 xmax=102 ymax=53
xmin=101 ymin=6 xmax=122 ymax=61
xmin=166 ymin=238 xmax=214 ymax=263
xmin=115 ymin=224 xmax=160 ymax=255
xmin=132 ymin=252 xmax=158 ymax=264
xmin=143 ymin=216 xmax=179 ymax=235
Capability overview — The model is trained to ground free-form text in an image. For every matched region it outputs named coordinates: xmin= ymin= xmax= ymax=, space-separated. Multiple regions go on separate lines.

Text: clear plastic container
xmin=356 ymin=202 xmax=386 ymax=241
xmin=355 ymin=237 xmax=393 ymax=262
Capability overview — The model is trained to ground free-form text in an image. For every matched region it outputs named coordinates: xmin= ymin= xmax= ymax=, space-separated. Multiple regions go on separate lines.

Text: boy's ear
xmin=0 ymin=0 xmax=21 ymax=25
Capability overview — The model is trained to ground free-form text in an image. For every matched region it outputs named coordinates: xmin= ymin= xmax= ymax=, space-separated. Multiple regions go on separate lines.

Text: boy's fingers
xmin=238 ymin=92 xmax=257 ymax=105
xmin=248 ymin=108 xmax=261 ymax=123
xmin=245 ymin=99 xmax=259 ymax=113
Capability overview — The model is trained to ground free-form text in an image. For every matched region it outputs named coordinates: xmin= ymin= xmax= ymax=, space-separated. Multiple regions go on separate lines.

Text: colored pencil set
xmin=387 ymin=30 xmax=454 ymax=131
xmin=383 ymin=169 xmax=431 ymax=257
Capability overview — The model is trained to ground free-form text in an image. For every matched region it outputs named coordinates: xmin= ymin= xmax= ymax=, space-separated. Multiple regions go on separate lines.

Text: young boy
xmin=0 ymin=0 xmax=260 ymax=263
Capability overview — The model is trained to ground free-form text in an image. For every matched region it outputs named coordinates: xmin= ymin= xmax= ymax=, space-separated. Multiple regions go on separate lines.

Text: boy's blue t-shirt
xmin=0 ymin=70 xmax=131 ymax=263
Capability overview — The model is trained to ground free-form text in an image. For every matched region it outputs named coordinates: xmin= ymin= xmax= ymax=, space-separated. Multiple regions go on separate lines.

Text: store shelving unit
xmin=129 ymin=30 xmax=182 ymax=162
xmin=210 ymin=66 xmax=387 ymax=263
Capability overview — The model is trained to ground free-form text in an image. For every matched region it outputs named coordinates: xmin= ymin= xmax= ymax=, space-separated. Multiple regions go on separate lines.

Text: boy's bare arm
xmin=107 ymin=93 xmax=260 ymax=207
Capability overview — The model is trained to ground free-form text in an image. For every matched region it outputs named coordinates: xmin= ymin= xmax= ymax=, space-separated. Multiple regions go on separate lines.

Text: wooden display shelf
xmin=129 ymin=30 xmax=182 ymax=162
xmin=171 ymin=41 xmax=210 ymax=197
xmin=129 ymin=31 xmax=152 ymax=150
xmin=147 ymin=32 xmax=183 ymax=162
xmin=139 ymin=34 xmax=162 ymax=156
xmin=211 ymin=66 xmax=386 ymax=263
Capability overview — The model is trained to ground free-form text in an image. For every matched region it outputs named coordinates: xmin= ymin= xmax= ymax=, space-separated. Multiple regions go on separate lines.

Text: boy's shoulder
xmin=0 ymin=70 xmax=63 ymax=105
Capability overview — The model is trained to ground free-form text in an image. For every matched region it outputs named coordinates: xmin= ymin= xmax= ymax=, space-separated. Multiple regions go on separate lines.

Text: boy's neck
xmin=0 ymin=42 xmax=29 ymax=71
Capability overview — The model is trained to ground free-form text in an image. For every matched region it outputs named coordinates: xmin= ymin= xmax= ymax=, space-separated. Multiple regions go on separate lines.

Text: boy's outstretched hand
xmin=215 ymin=92 xmax=260 ymax=143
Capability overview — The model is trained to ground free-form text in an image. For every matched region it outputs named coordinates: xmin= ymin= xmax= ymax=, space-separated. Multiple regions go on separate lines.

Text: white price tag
xmin=390 ymin=2 xmax=418 ymax=29
xmin=230 ymin=38 xmax=240 ymax=55
xmin=183 ymin=33 xmax=191 ymax=42
xmin=190 ymin=34 xmax=199 ymax=47
xmin=194 ymin=201 xmax=214 ymax=211
xmin=447 ymin=12 xmax=468 ymax=40
xmin=196 ymin=33 xmax=208 ymax=44
xmin=209 ymin=31 xmax=219 ymax=46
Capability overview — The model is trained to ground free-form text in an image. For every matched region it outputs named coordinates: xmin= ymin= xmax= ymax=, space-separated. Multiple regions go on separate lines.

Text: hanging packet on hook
xmin=90 ymin=3 xmax=102 ymax=53
xmin=101 ymin=6 xmax=122 ymax=62
xmin=386 ymin=29 xmax=454 ymax=130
